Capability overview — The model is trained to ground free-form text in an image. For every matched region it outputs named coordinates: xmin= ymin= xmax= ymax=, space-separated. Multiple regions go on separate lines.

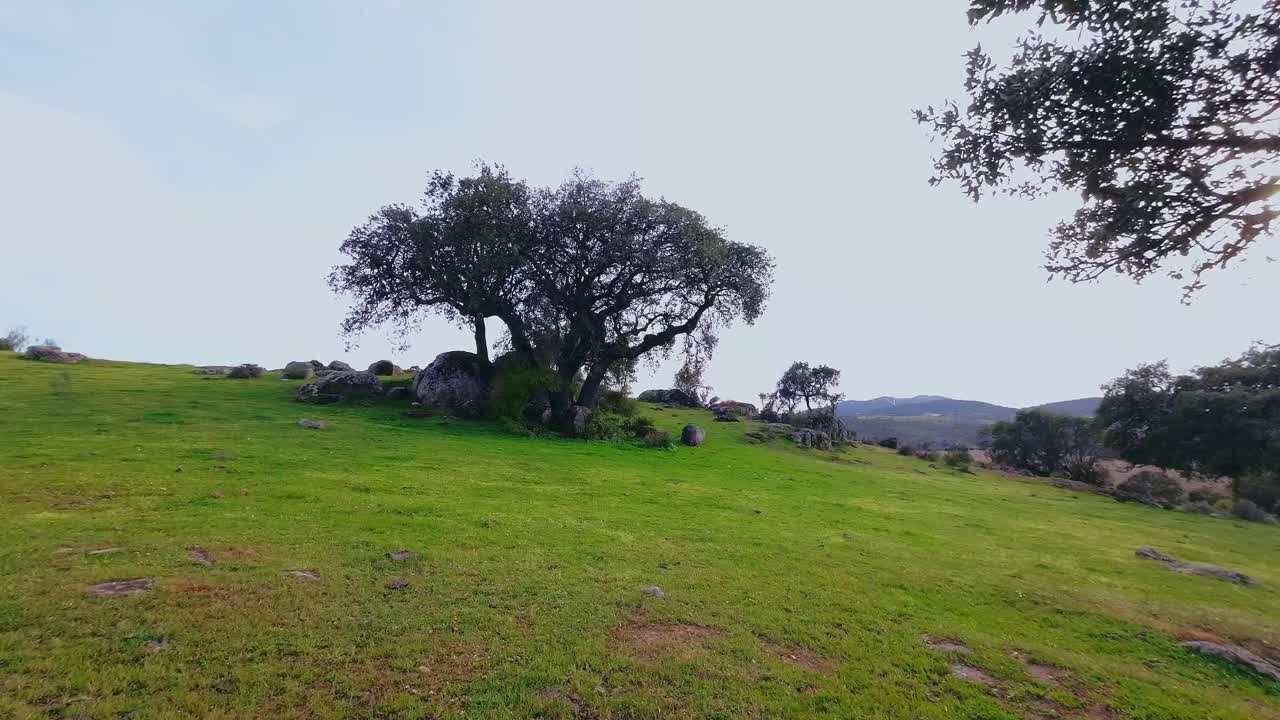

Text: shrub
xmin=896 ymin=445 xmax=914 ymax=456
xmin=1234 ymin=471 xmax=1280 ymax=513
xmin=1181 ymin=501 xmax=1216 ymax=515
xmin=877 ymin=437 xmax=899 ymax=450
xmin=1116 ymin=471 xmax=1185 ymax=506
xmin=0 ymin=326 xmax=29 ymax=352
xmin=641 ymin=430 xmax=675 ymax=450
xmin=1064 ymin=459 xmax=1104 ymax=486
xmin=490 ymin=364 xmax=557 ymax=422
xmin=1187 ymin=489 xmax=1213 ymax=504
xmin=585 ymin=410 xmax=660 ymax=442
xmin=915 ymin=450 xmax=940 ymax=462
xmin=1231 ymin=499 xmax=1276 ymax=524
xmin=596 ymin=390 xmax=638 ymax=417
xmin=942 ymin=449 xmax=971 ymax=468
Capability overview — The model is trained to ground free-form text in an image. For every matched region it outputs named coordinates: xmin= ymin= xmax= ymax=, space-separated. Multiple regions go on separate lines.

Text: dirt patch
xmin=385 ymin=579 xmax=410 ymax=590
xmin=760 ymin=639 xmax=837 ymax=674
xmin=87 ymin=578 xmax=154 ymax=596
xmin=951 ymin=662 xmax=996 ymax=686
xmin=611 ymin=622 xmax=720 ymax=663
xmin=923 ymin=635 xmax=971 ymax=654
xmin=144 ymin=639 xmax=171 ymax=655
xmin=539 ymin=688 xmax=595 ymax=718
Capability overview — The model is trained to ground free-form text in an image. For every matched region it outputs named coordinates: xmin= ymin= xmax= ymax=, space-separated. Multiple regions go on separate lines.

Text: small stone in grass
xmin=298 ymin=419 xmax=327 ymax=430
xmin=286 ymin=570 xmax=320 ymax=581
xmin=385 ymin=579 xmax=410 ymax=590
xmin=86 ymin=547 xmax=123 ymax=556
xmin=386 ymin=550 xmax=416 ymax=561
xmin=643 ymin=585 xmax=665 ymax=598
xmin=87 ymin=578 xmax=154 ymax=596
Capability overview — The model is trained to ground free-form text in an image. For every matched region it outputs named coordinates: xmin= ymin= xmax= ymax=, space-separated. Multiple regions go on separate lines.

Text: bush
xmin=596 ymin=390 xmax=638 ymax=417
xmin=1231 ymin=499 xmax=1277 ymax=524
xmin=877 ymin=437 xmax=899 ymax=450
xmin=1181 ymin=501 xmax=1216 ymax=515
xmin=1064 ymin=460 xmax=1104 ymax=486
xmin=1234 ymin=471 xmax=1280 ymax=513
xmin=641 ymin=430 xmax=675 ymax=450
xmin=0 ymin=326 xmax=29 ymax=352
xmin=896 ymin=445 xmax=914 ymax=456
xmin=1187 ymin=489 xmax=1214 ymax=504
xmin=1116 ymin=471 xmax=1185 ymax=506
xmin=584 ymin=409 xmax=660 ymax=443
xmin=490 ymin=364 xmax=557 ymax=422
xmin=942 ymin=449 xmax=971 ymax=468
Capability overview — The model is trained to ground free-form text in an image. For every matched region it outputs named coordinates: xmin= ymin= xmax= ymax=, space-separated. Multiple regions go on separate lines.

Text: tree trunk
xmin=472 ymin=316 xmax=489 ymax=366
xmin=575 ymin=364 xmax=610 ymax=408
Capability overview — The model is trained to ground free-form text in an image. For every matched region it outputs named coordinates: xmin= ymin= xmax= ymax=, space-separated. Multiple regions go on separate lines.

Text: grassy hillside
xmin=1 ymin=354 xmax=1278 ymax=720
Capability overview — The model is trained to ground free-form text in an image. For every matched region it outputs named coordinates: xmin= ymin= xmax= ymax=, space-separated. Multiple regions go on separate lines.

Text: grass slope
xmin=1 ymin=354 xmax=1278 ymax=719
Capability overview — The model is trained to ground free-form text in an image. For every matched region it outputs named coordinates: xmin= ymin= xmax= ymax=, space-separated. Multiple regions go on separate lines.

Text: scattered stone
xmin=637 ymin=388 xmax=701 ymax=407
xmin=681 ymin=424 xmax=705 ymax=447
xmin=144 ymin=639 xmax=170 ymax=654
xmin=923 ymin=636 xmax=971 ymax=654
xmin=282 ymin=361 xmax=315 ymax=380
xmin=87 ymin=578 xmax=155 ymax=596
xmin=193 ymin=365 xmax=232 ymax=375
xmin=23 ymin=345 xmax=83 ymax=363
xmin=188 ymin=547 xmax=214 ymax=566
xmin=368 ymin=359 xmax=397 ymax=376
xmin=385 ymin=579 xmax=410 ymax=590
xmin=386 ymin=386 xmax=412 ymax=402
xmin=413 ymin=351 xmax=491 ymax=417
xmin=285 ymin=570 xmax=319 ymax=581
xmin=386 ymin=550 xmax=416 ymax=561
xmin=1135 ymin=547 xmax=1255 ymax=585
xmin=86 ymin=547 xmax=123 ymax=556
xmin=297 ymin=370 xmax=383 ymax=404
xmin=1182 ymin=641 xmax=1280 ymax=681
xmin=950 ymin=662 xmax=996 ymax=686
xmin=298 ymin=419 xmax=327 ymax=430
xmin=642 ymin=585 xmax=665 ymax=598
xmin=226 ymin=364 xmax=265 ymax=379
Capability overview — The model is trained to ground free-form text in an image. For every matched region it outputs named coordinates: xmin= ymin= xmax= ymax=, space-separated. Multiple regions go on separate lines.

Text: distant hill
xmin=835 ymin=394 xmax=1103 ymax=447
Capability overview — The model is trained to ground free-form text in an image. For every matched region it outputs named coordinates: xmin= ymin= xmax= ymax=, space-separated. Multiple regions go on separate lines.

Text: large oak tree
xmin=918 ymin=0 xmax=1280 ymax=297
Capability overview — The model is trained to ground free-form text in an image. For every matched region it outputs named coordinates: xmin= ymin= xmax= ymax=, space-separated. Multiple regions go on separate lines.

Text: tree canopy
xmin=1095 ymin=343 xmax=1280 ymax=507
xmin=330 ymin=165 xmax=773 ymax=416
xmin=984 ymin=408 xmax=1101 ymax=480
xmin=773 ymin=362 xmax=842 ymax=415
xmin=918 ymin=0 xmax=1280 ymax=297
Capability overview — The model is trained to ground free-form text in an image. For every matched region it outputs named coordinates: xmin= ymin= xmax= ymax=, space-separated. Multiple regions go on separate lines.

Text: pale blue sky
xmin=2 ymin=1 xmax=1276 ymax=407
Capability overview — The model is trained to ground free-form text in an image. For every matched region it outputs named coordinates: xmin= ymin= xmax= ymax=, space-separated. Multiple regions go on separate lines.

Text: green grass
xmin=1 ymin=353 xmax=1278 ymax=719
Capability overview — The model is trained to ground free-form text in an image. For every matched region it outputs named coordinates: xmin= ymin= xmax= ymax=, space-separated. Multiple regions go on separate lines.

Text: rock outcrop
xmin=1135 ymin=547 xmax=1256 ymax=585
xmin=1182 ymin=641 xmax=1280 ymax=681
xmin=23 ymin=345 xmax=84 ymax=364
xmin=227 ymin=364 xmax=265 ymax=379
xmin=283 ymin=361 xmax=315 ymax=380
xmin=297 ymin=370 xmax=383 ymax=404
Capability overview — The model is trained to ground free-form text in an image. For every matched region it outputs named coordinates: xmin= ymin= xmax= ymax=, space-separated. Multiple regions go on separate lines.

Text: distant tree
xmin=332 ymin=165 xmax=774 ymax=422
xmin=1095 ymin=344 xmax=1280 ymax=508
xmin=987 ymin=409 xmax=1102 ymax=478
xmin=0 ymin=326 xmax=29 ymax=352
xmin=775 ymin=362 xmax=843 ymax=414
xmin=918 ymin=1 xmax=1280 ymax=297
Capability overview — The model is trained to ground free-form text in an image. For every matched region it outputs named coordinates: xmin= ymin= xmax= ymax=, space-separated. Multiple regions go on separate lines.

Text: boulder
xmin=283 ymin=361 xmax=315 ymax=380
xmin=368 ymin=359 xmax=397 ymax=376
xmin=327 ymin=360 xmax=354 ymax=372
xmin=1182 ymin=641 xmax=1280 ymax=682
xmin=681 ymin=424 xmax=706 ymax=447
xmin=296 ymin=370 xmax=383 ymax=404
xmin=193 ymin=366 xmax=232 ymax=375
xmin=386 ymin=386 xmax=412 ymax=402
xmin=23 ymin=345 xmax=82 ymax=364
xmin=637 ymin=388 xmax=701 ymax=407
xmin=308 ymin=360 xmax=325 ymax=370
xmin=711 ymin=400 xmax=758 ymax=418
xmin=413 ymin=351 xmax=491 ymax=417
xmin=227 ymin=364 xmax=265 ymax=379
xmin=791 ymin=429 xmax=833 ymax=451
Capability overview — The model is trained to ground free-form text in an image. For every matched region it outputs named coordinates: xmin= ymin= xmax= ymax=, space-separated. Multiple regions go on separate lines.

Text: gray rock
xmin=87 ymin=578 xmax=154 ymax=596
xmin=327 ymin=360 xmax=354 ymax=372
xmin=1182 ymin=641 xmax=1280 ymax=681
xmin=308 ymin=360 xmax=325 ymax=370
xmin=413 ymin=351 xmax=491 ymax=417
xmin=298 ymin=419 xmax=327 ymax=429
xmin=193 ymin=366 xmax=232 ymax=375
xmin=1135 ymin=547 xmax=1255 ymax=585
xmin=227 ymin=364 xmax=265 ymax=379
xmin=283 ymin=361 xmax=315 ymax=380
xmin=681 ymin=424 xmax=705 ymax=447
xmin=643 ymin=585 xmax=665 ymax=598
xmin=568 ymin=405 xmax=592 ymax=438
xmin=386 ymin=550 xmax=416 ymax=561
xmin=368 ymin=359 xmax=397 ymax=376
xmin=385 ymin=579 xmax=410 ymax=590
xmin=23 ymin=345 xmax=82 ymax=364
xmin=791 ymin=428 xmax=833 ymax=451
xmin=710 ymin=400 xmax=758 ymax=418
xmin=385 ymin=386 xmax=411 ymax=402
xmin=296 ymin=370 xmax=383 ymax=403
xmin=637 ymin=388 xmax=701 ymax=407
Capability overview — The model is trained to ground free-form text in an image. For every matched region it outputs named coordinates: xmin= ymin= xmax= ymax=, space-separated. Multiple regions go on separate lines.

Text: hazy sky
xmin=2 ymin=1 xmax=1276 ymax=408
